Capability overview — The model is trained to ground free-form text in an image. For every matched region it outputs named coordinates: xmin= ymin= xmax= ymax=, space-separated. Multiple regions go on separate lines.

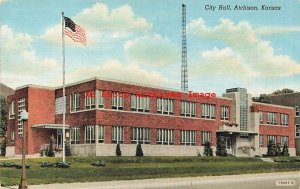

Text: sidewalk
xmin=1 ymin=171 xmax=299 ymax=189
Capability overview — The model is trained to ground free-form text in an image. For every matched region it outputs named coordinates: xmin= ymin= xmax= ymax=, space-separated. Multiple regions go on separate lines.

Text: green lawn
xmin=1 ymin=156 xmax=300 ymax=186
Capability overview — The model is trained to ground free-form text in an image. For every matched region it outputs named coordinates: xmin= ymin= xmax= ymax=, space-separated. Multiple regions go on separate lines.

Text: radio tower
xmin=181 ymin=4 xmax=188 ymax=91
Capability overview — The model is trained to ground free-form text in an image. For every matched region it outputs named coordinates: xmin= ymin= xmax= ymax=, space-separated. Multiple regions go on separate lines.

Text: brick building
xmin=5 ymin=78 xmax=296 ymax=157
xmin=269 ymin=93 xmax=300 ymax=155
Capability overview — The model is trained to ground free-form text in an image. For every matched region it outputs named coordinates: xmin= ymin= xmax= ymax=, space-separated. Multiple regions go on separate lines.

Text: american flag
xmin=64 ymin=17 xmax=87 ymax=45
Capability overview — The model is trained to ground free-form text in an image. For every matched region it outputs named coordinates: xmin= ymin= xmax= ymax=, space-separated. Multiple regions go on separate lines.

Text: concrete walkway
xmin=1 ymin=171 xmax=299 ymax=189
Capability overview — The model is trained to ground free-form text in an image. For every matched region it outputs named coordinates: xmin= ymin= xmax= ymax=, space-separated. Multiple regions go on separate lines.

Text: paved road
xmin=2 ymin=171 xmax=300 ymax=189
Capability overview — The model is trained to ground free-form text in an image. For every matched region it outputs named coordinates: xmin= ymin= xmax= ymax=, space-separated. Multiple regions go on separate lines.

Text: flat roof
xmin=252 ymin=102 xmax=294 ymax=109
xmin=16 ymin=84 xmax=55 ymax=90
xmin=32 ymin=124 xmax=70 ymax=129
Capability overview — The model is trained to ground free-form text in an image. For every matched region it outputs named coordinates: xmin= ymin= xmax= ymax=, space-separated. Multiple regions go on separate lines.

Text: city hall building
xmin=5 ymin=78 xmax=296 ymax=157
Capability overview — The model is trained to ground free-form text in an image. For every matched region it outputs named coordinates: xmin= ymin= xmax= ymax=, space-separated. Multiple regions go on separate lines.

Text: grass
xmin=1 ymin=156 xmax=300 ymax=186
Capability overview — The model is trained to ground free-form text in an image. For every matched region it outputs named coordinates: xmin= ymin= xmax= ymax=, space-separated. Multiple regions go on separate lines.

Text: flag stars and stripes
xmin=64 ymin=16 xmax=87 ymax=45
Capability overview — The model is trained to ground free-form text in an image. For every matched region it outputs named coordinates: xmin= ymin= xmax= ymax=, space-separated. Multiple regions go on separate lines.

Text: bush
xmin=65 ymin=141 xmax=72 ymax=156
xmin=136 ymin=143 xmax=144 ymax=157
xmin=216 ymin=136 xmax=227 ymax=156
xmin=203 ymin=141 xmax=213 ymax=156
xmin=281 ymin=144 xmax=289 ymax=156
xmin=46 ymin=136 xmax=55 ymax=157
xmin=275 ymin=144 xmax=282 ymax=156
xmin=0 ymin=162 xmax=30 ymax=169
xmin=0 ymin=137 xmax=7 ymax=156
xmin=54 ymin=162 xmax=70 ymax=168
xmin=267 ymin=140 xmax=276 ymax=157
xmin=116 ymin=143 xmax=121 ymax=156
xmin=40 ymin=162 xmax=54 ymax=167
xmin=91 ymin=160 xmax=106 ymax=167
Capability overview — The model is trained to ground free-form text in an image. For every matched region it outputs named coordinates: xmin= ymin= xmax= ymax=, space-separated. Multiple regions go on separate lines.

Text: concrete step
xmin=260 ymin=158 xmax=275 ymax=163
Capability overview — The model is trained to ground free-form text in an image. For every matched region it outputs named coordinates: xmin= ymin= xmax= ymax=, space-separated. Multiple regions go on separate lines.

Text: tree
xmin=252 ymin=94 xmax=271 ymax=103
xmin=281 ymin=144 xmax=289 ymax=156
xmin=65 ymin=141 xmax=71 ymax=156
xmin=116 ymin=143 xmax=121 ymax=156
xmin=136 ymin=143 xmax=144 ymax=157
xmin=46 ymin=135 xmax=55 ymax=157
xmin=203 ymin=141 xmax=213 ymax=156
xmin=0 ymin=95 xmax=7 ymax=156
xmin=275 ymin=143 xmax=282 ymax=156
xmin=272 ymin=88 xmax=294 ymax=95
xmin=267 ymin=139 xmax=276 ymax=157
xmin=216 ymin=136 xmax=227 ymax=156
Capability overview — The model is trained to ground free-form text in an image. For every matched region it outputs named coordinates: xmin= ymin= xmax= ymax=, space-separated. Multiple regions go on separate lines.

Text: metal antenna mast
xmin=181 ymin=4 xmax=188 ymax=91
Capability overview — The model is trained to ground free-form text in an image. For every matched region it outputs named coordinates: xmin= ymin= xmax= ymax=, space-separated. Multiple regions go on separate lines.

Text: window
xmin=220 ymin=106 xmax=229 ymax=120
xmin=9 ymin=101 xmax=15 ymax=119
xmin=259 ymin=135 xmax=263 ymax=146
xmin=11 ymin=131 xmax=15 ymax=144
xmin=85 ymin=125 xmax=95 ymax=144
xmin=259 ymin=111 xmax=263 ymax=124
xmin=180 ymin=130 xmax=196 ymax=145
xmin=131 ymin=127 xmax=150 ymax=144
xmin=201 ymin=131 xmax=211 ymax=144
xmin=85 ymin=90 xmax=95 ymax=109
xmin=70 ymin=93 xmax=80 ymax=112
xmin=112 ymin=92 xmax=124 ymax=110
xmin=157 ymin=98 xmax=174 ymax=115
xmin=55 ymin=96 xmax=66 ymax=114
xmin=201 ymin=104 xmax=216 ymax=119
xmin=131 ymin=95 xmax=150 ymax=112
xmin=112 ymin=126 xmax=124 ymax=143
xmin=70 ymin=127 xmax=80 ymax=144
xmin=280 ymin=114 xmax=289 ymax=126
xmin=280 ymin=136 xmax=289 ymax=146
xmin=180 ymin=101 xmax=196 ymax=117
xmin=295 ymin=106 xmax=300 ymax=117
xmin=17 ymin=98 xmax=25 ymax=137
xmin=157 ymin=129 xmax=174 ymax=145
xmin=98 ymin=125 xmax=104 ymax=143
xmin=267 ymin=112 xmax=277 ymax=125
xmin=296 ymin=124 xmax=300 ymax=138
xmin=267 ymin=135 xmax=277 ymax=144
xmin=97 ymin=90 xmax=104 ymax=108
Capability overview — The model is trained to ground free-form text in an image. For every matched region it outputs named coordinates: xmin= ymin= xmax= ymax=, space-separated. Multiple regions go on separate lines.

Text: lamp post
xmin=19 ymin=109 xmax=28 ymax=189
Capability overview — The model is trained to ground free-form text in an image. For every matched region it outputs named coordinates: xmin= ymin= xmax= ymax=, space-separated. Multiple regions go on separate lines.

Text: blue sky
xmin=1 ymin=0 xmax=300 ymax=96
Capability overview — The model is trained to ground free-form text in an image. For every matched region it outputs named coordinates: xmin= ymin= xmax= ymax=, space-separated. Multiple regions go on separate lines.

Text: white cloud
xmin=42 ymin=2 xmax=152 ymax=45
xmin=188 ymin=18 xmax=300 ymax=78
xmin=1 ymin=25 xmax=60 ymax=88
xmin=54 ymin=59 xmax=175 ymax=87
xmin=124 ymin=34 xmax=180 ymax=67
xmin=255 ymin=26 xmax=300 ymax=36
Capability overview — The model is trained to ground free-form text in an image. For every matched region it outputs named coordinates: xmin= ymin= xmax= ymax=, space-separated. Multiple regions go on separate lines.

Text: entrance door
xmin=57 ymin=129 xmax=63 ymax=148
xmin=224 ymin=137 xmax=232 ymax=154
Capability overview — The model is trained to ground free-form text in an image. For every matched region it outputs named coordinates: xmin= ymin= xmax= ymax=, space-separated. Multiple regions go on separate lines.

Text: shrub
xmin=275 ymin=144 xmax=282 ymax=156
xmin=267 ymin=140 xmax=276 ymax=157
xmin=91 ymin=160 xmax=106 ymax=167
xmin=46 ymin=136 xmax=55 ymax=157
xmin=65 ymin=141 xmax=72 ymax=156
xmin=0 ymin=137 xmax=6 ymax=156
xmin=203 ymin=141 xmax=213 ymax=156
xmin=281 ymin=144 xmax=289 ymax=156
xmin=136 ymin=143 xmax=144 ymax=157
xmin=54 ymin=162 xmax=70 ymax=168
xmin=116 ymin=143 xmax=121 ymax=156
xmin=216 ymin=136 xmax=227 ymax=156
xmin=0 ymin=162 xmax=29 ymax=169
xmin=41 ymin=162 xmax=54 ymax=167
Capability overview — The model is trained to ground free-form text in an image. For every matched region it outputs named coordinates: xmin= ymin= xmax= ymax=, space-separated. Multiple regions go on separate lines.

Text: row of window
xmin=259 ymin=135 xmax=289 ymax=146
xmin=70 ymin=125 xmax=212 ymax=146
xmin=259 ymin=111 xmax=289 ymax=126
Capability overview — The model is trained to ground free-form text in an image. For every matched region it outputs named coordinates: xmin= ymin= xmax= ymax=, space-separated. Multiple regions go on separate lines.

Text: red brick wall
xmin=253 ymin=103 xmax=295 ymax=148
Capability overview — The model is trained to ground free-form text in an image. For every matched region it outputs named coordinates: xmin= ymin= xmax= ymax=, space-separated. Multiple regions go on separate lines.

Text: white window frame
xmin=295 ymin=124 xmax=300 ymax=138
xmin=267 ymin=112 xmax=277 ymax=125
xmin=17 ymin=98 xmax=26 ymax=137
xmin=280 ymin=113 xmax=289 ymax=126
xmin=180 ymin=101 xmax=196 ymax=117
xmin=280 ymin=136 xmax=289 ymax=146
xmin=259 ymin=111 xmax=263 ymax=124
xmin=180 ymin=130 xmax=196 ymax=146
xmin=112 ymin=126 xmax=124 ymax=143
xmin=131 ymin=127 xmax=150 ymax=144
xmin=112 ymin=92 xmax=124 ymax=110
xmin=220 ymin=106 xmax=229 ymax=121
xmin=70 ymin=93 xmax=80 ymax=112
xmin=156 ymin=129 xmax=174 ymax=145
xmin=70 ymin=127 xmax=80 ymax=144
xmin=201 ymin=131 xmax=211 ymax=144
xmin=85 ymin=125 xmax=95 ymax=144
xmin=156 ymin=98 xmax=174 ymax=115
xmin=201 ymin=104 xmax=216 ymax=119
xmin=131 ymin=95 xmax=150 ymax=112
xmin=85 ymin=90 xmax=96 ymax=110
xmin=11 ymin=130 xmax=15 ymax=144
xmin=295 ymin=106 xmax=300 ymax=117
xmin=9 ymin=101 xmax=15 ymax=119
xmin=96 ymin=90 xmax=104 ymax=108
xmin=267 ymin=135 xmax=277 ymax=144
xmin=259 ymin=135 xmax=263 ymax=146
xmin=98 ymin=125 xmax=104 ymax=143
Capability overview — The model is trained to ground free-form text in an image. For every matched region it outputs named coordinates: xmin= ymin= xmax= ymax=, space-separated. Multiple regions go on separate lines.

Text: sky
xmin=1 ymin=0 xmax=300 ymax=96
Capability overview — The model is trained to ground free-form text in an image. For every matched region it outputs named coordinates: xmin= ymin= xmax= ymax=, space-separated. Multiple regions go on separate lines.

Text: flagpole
xmin=61 ymin=12 xmax=66 ymax=163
